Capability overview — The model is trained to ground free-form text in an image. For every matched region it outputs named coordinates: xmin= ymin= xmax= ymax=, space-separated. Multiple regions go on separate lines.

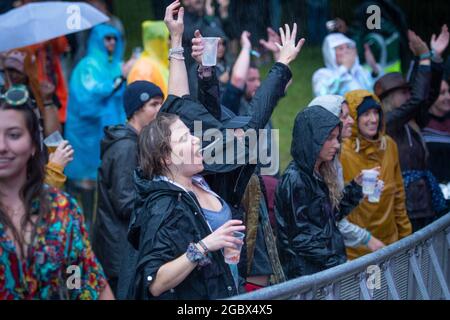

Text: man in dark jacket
xmin=374 ymin=26 xmax=449 ymax=231
xmin=275 ymin=106 xmax=364 ymax=279
xmin=92 ymin=81 xmax=163 ymax=294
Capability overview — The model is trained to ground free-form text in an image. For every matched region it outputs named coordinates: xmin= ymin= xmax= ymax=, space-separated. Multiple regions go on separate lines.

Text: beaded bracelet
xmin=186 ymin=243 xmax=211 ymax=267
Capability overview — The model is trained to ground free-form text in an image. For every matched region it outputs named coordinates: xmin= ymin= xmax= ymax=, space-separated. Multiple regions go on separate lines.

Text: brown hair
xmin=139 ymin=112 xmax=179 ymax=179
xmin=0 ymin=100 xmax=49 ymax=259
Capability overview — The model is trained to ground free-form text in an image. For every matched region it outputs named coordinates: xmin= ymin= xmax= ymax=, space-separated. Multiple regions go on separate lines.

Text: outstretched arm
xmin=247 ymin=23 xmax=305 ymax=130
xmin=165 ymin=0 xmax=189 ymax=98
xmin=230 ymin=31 xmax=252 ymax=89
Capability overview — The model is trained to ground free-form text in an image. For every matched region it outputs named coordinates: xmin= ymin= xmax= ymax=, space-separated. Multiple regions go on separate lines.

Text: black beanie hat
xmin=357 ymin=96 xmax=382 ymax=118
xmin=124 ymin=81 xmax=164 ymax=119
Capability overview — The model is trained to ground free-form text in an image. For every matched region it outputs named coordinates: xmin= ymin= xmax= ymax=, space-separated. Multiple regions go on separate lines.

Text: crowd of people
xmin=0 ymin=0 xmax=450 ymax=300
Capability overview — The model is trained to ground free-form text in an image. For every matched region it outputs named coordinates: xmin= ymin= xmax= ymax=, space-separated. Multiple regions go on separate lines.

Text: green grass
xmin=261 ymin=46 xmax=323 ymax=172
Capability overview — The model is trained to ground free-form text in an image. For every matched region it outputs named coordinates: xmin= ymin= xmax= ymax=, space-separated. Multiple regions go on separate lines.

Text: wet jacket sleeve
xmin=137 ymin=209 xmax=187 ymax=299
xmin=416 ymin=61 xmax=444 ymax=128
xmin=247 ymin=62 xmax=292 ymax=130
xmin=338 ymin=218 xmax=371 ymax=248
xmin=45 ymin=162 xmax=66 ymax=189
xmin=221 ymin=82 xmax=244 ymax=115
xmin=110 ymin=140 xmax=138 ymax=221
xmin=385 ymin=65 xmax=431 ymax=131
xmin=392 ymin=144 xmax=413 ymax=238
xmin=197 ymin=66 xmax=222 ymax=121
xmin=337 ymin=180 xmax=363 ymax=220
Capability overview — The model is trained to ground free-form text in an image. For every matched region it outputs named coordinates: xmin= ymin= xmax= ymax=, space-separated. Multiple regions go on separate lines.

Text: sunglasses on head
xmin=105 ymin=35 xmax=117 ymax=42
xmin=0 ymin=84 xmax=29 ymax=106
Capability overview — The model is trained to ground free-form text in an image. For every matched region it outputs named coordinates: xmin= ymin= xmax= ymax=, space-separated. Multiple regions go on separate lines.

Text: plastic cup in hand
xmin=43 ymin=131 xmax=64 ymax=153
xmin=202 ymin=37 xmax=220 ymax=67
xmin=362 ymin=169 xmax=379 ymax=195
xmin=224 ymin=231 xmax=245 ymax=265
xmin=368 ymin=180 xmax=384 ymax=203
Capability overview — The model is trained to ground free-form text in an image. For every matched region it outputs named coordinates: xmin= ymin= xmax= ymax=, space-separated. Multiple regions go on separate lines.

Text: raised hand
xmin=260 ymin=27 xmax=282 ymax=60
xmin=240 ymin=30 xmax=252 ymax=51
xmin=431 ymin=24 xmax=449 ymax=58
xmin=164 ymin=0 xmax=184 ymax=44
xmin=276 ymin=23 xmax=306 ymax=66
xmin=191 ymin=29 xmax=204 ymax=65
xmin=408 ymin=30 xmax=429 ymax=57
xmin=49 ymin=140 xmax=74 ymax=168
xmin=364 ymin=44 xmax=379 ymax=74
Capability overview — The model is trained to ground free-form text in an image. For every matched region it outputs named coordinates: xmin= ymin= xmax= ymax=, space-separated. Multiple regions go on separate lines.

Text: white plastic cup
xmin=202 ymin=37 xmax=220 ymax=67
xmin=362 ymin=169 xmax=379 ymax=195
xmin=43 ymin=131 xmax=64 ymax=153
xmin=223 ymin=231 xmax=245 ymax=265
xmin=368 ymin=180 xmax=384 ymax=203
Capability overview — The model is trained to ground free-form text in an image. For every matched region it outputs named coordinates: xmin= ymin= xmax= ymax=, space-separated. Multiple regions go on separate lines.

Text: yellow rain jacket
xmin=127 ymin=21 xmax=169 ymax=98
xmin=340 ymin=90 xmax=412 ymax=260
xmin=45 ymin=162 xmax=66 ymax=189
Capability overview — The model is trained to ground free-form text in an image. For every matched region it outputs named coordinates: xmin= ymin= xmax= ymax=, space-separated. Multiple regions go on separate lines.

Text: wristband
xmin=419 ymin=50 xmax=434 ymax=61
xmin=198 ymin=240 xmax=209 ymax=255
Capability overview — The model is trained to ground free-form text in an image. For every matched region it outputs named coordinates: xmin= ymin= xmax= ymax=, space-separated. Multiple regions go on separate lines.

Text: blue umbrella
xmin=0 ymin=1 xmax=109 ymax=52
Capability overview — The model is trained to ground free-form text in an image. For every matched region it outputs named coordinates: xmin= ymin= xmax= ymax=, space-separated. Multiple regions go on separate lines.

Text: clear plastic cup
xmin=223 ymin=231 xmax=245 ymax=265
xmin=368 ymin=180 xmax=384 ymax=203
xmin=43 ymin=131 xmax=64 ymax=153
xmin=362 ymin=169 xmax=379 ymax=195
xmin=202 ymin=37 xmax=220 ymax=67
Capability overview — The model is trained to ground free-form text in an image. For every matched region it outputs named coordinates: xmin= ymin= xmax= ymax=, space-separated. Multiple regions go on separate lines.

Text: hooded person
xmin=275 ymin=105 xmax=364 ymax=279
xmin=65 ymin=23 xmax=127 ymax=224
xmin=308 ymin=95 xmax=385 ymax=251
xmin=127 ymin=21 xmax=169 ymax=98
xmin=93 ymin=81 xmax=164 ymax=295
xmin=340 ymin=90 xmax=412 ymax=260
xmin=312 ymin=33 xmax=381 ymax=97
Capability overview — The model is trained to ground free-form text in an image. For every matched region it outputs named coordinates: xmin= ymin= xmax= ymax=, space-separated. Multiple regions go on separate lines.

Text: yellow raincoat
xmin=127 ymin=21 xmax=169 ymax=98
xmin=340 ymin=90 xmax=412 ymax=260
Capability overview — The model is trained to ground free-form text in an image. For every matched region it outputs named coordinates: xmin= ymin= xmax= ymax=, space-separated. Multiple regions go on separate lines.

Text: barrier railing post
xmin=428 ymin=240 xmax=450 ymax=299
xmin=383 ymin=260 xmax=400 ymax=300
xmin=410 ymin=247 xmax=431 ymax=300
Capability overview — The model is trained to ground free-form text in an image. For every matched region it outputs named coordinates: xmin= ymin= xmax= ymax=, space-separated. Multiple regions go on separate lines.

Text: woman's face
xmin=0 ymin=109 xmax=35 ymax=182
xmin=335 ymin=43 xmax=353 ymax=65
xmin=168 ymin=119 xmax=203 ymax=176
xmin=358 ymin=108 xmax=379 ymax=139
xmin=318 ymin=126 xmax=340 ymax=163
xmin=340 ymin=102 xmax=354 ymax=139
xmin=431 ymin=80 xmax=450 ymax=116
xmin=217 ymin=39 xmax=226 ymax=60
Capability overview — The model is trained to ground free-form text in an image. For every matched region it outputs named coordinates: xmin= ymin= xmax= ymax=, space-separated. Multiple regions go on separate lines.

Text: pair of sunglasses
xmin=105 ymin=35 xmax=117 ymax=42
xmin=0 ymin=84 xmax=29 ymax=106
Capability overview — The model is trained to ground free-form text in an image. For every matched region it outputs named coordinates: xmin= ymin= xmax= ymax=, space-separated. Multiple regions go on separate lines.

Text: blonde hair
xmin=319 ymin=160 xmax=343 ymax=211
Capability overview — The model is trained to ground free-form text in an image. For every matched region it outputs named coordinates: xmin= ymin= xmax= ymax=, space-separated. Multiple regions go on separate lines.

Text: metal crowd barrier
xmin=231 ymin=212 xmax=450 ymax=300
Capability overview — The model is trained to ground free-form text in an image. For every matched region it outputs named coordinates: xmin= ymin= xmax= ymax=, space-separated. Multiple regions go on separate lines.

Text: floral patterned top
xmin=0 ymin=186 xmax=107 ymax=300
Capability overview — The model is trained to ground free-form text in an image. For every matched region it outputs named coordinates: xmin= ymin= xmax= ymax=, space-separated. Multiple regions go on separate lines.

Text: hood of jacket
xmin=322 ymin=33 xmax=359 ymax=70
xmin=142 ymin=20 xmax=169 ymax=68
xmin=101 ymin=124 xmax=138 ymax=157
xmin=87 ymin=23 xmax=124 ymax=65
xmin=308 ymin=94 xmax=345 ymax=117
xmin=344 ymin=89 xmax=387 ymax=154
xmin=291 ymin=105 xmax=341 ymax=174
